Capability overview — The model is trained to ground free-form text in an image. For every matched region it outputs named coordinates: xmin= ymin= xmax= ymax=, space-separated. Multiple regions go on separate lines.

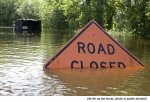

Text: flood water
xmin=0 ymin=28 xmax=150 ymax=96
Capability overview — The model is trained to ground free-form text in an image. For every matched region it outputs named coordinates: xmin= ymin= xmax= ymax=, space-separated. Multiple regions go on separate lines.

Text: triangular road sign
xmin=44 ymin=20 xmax=145 ymax=69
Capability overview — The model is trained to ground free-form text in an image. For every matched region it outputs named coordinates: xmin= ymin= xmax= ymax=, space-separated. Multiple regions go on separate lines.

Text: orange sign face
xmin=44 ymin=20 xmax=145 ymax=69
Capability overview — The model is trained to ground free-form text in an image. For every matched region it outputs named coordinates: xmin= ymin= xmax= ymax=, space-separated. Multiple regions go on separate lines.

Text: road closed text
xmin=70 ymin=42 xmax=126 ymax=69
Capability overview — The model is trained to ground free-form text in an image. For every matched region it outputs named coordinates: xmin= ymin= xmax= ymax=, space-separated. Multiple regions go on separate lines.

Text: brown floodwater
xmin=0 ymin=28 xmax=150 ymax=96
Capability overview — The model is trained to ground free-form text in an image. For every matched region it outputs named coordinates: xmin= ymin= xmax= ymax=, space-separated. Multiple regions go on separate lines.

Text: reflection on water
xmin=0 ymin=28 xmax=150 ymax=96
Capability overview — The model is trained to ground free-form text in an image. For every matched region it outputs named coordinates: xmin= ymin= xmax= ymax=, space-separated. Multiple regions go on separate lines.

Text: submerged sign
xmin=44 ymin=20 xmax=145 ymax=69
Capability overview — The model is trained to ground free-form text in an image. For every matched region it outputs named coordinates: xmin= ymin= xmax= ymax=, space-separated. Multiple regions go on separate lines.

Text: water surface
xmin=0 ymin=28 xmax=150 ymax=96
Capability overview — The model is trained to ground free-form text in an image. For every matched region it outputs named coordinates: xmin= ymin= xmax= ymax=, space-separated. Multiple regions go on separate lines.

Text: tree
xmin=0 ymin=0 xmax=149 ymax=37
xmin=96 ymin=0 xmax=103 ymax=26
xmin=0 ymin=0 xmax=17 ymax=26
xmin=41 ymin=0 xmax=68 ymax=29
xmin=16 ymin=0 xmax=41 ymax=19
xmin=114 ymin=0 xmax=150 ymax=37
xmin=62 ymin=0 xmax=82 ymax=29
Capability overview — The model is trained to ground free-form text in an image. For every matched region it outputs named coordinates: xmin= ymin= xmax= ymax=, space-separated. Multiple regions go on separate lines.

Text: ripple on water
xmin=76 ymin=87 xmax=88 ymax=90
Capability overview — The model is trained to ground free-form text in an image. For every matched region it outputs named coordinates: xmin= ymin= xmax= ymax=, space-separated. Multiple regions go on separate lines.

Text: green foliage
xmin=102 ymin=0 xmax=113 ymax=29
xmin=61 ymin=0 xmax=83 ymax=29
xmin=16 ymin=0 xmax=40 ymax=19
xmin=41 ymin=1 xmax=68 ymax=29
xmin=0 ymin=0 xmax=149 ymax=37
xmin=0 ymin=0 xmax=17 ymax=26
xmin=114 ymin=0 xmax=150 ymax=37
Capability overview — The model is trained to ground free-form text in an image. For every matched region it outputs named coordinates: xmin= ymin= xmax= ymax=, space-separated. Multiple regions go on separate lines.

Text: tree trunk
xmin=85 ymin=0 xmax=91 ymax=23
xmin=97 ymin=0 xmax=103 ymax=26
